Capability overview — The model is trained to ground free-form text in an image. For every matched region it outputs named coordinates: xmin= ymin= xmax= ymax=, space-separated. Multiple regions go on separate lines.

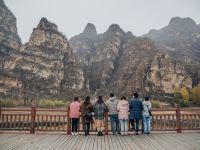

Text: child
xmin=117 ymin=96 xmax=129 ymax=135
xmin=70 ymin=97 xmax=81 ymax=135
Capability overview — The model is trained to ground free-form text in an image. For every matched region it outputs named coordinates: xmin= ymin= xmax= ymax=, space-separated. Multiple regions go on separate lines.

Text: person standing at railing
xmin=106 ymin=93 xmax=120 ymax=135
xmin=70 ymin=97 xmax=81 ymax=136
xmin=117 ymin=96 xmax=129 ymax=135
xmin=129 ymin=92 xmax=143 ymax=135
xmin=142 ymin=96 xmax=152 ymax=135
xmin=93 ymin=96 xmax=107 ymax=136
xmin=80 ymin=96 xmax=93 ymax=136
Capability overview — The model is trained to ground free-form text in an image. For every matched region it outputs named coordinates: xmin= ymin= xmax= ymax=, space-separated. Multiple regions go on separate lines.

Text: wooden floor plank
xmin=1 ymin=133 xmax=200 ymax=150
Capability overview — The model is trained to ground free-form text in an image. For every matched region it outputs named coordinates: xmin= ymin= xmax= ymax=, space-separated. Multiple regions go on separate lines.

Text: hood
xmin=109 ymin=96 xmax=117 ymax=101
xmin=121 ymin=100 xmax=128 ymax=106
xmin=143 ymin=100 xmax=151 ymax=106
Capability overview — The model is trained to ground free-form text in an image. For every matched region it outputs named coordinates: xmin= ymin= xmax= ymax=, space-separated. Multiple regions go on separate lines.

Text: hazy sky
xmin=5 ymin=0 xmax=200 ymax=43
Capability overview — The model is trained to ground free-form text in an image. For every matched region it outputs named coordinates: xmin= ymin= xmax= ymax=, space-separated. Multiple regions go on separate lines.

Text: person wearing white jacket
xmin=117 ymin=96 xmax=129 ymax=135
xmin=142 ymin=96 xmax=152 ymax=134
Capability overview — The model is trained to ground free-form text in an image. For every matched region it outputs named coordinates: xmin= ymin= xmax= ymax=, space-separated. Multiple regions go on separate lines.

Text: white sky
xmin=4 ymin=0 xmax=200 ymax=43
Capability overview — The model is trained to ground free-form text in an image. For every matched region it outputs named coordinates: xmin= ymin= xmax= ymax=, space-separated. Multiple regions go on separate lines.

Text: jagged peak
xmin=107 ymin=24 xmax=125 ymax=35
xmin=126 ymin=31 xmax=134 ymax=38
xmin=169 ymin=17 xmax=196 ymax=27
xmin=83 ymin=23 xmax=97 ymax=36
xmin=37 ymin=17 xmax=58 ymax=31
xmin=0 ymin=0 xmax=5 ymax=6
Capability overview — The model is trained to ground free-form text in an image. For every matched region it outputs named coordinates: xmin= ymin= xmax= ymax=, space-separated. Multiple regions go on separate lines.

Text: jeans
xmin=130 ymin=119 xmax=140 ymax=132
xmin=142 ymin=116 xmax=151 ymax=134
xmin=110 ymin=114 xmax=120 ymax=134
xmin=71 ymin=118 xmax=79 ymax=132
xmin=119 ymin=119 xmax=128 ymax=133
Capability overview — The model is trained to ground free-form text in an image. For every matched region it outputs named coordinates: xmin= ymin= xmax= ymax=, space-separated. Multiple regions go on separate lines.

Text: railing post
xmin=67 ymin=105 xmax=71 ymax=135
xmin=0 ymin=100 xmax=1 ymax=116
xmin=30 ymin=105 xmax=36 ymax=134
xmin=176 ymin=104 xmax=182 ymax=133
xmin=105 ymin=110 xmax=108 ymax=135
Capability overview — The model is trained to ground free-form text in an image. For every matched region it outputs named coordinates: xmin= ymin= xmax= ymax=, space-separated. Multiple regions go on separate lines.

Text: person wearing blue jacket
xmin=129 ymin=92 xmax=143 ymax=135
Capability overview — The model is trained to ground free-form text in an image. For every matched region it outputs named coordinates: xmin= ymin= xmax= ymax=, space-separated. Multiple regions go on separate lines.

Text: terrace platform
xmin=0 ymin=132 xmax=200 ymax=150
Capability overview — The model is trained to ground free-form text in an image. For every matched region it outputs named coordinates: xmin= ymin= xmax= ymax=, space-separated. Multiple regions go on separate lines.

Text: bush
xmin=151 ymin=100 xmax=160 ymax=109
xmin=179 ymin=99 xmax=189 ymax=107
xmin=0 ymin=98 xmax=24 ymax=107
xmin=37 ymin=99 xmax=66 ymax=108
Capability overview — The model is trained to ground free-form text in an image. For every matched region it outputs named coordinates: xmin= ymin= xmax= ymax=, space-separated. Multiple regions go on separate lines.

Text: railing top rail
xmin=151 ymin=109 xmax=176 ymax=111
xmin=1 ymin=108 xmax=31 ymax=112
xmin=36 ymin=108 xmax=68 ymax=112
xmin=180 ymin=108 xmax=200 ymax=111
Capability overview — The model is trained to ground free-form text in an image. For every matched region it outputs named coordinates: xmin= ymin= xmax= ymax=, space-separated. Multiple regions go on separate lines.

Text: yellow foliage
xmin=191 ymin=83 xmax=200 ymax=104
xmin=180 ymin=86 xmax=189 ymax=101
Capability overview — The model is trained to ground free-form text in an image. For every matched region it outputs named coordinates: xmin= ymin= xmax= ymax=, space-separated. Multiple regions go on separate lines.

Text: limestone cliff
xmin=144 ymin=17 xmax=200 ymax=86
xmin=0 ymin=0 xmax=22 ymax=97
xmin=70 ymin=24 xmax=192 ymax=98
xmin=0 ymin=1 xmax=86 ymax=99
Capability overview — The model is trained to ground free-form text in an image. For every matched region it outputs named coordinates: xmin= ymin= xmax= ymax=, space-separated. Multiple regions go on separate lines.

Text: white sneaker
xmin=124 ymin=132 xmax=128 ymax=135
xmin=121 ymin=132 xmax=124 ymax=136
xmin=71 ymin=132 xmax=75 ymax=136
xmin=74 ymin=132 xmax=78 ymax=136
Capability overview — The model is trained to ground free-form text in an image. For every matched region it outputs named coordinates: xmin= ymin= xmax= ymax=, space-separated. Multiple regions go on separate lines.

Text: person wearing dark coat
xmin=93 ymin=96 xmax=107 ymax=136
xmin=129 ymin=92 xmax=143 ymax=135
xmin=80 ymin=96 xmax=93 ymax=136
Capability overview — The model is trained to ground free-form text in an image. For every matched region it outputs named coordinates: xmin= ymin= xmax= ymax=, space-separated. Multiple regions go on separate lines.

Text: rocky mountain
xmin=144 ymin=17 xmax=200 ymax=86
xmin=70 ymin=24 xmax=192 ymax=98
xmin=0 ymin=0 xmax=22 ymax=97
xmin=0 ymin=0 xmax=86 ymax=99
xmin=0 ymin=0 xmax=195 ymax=100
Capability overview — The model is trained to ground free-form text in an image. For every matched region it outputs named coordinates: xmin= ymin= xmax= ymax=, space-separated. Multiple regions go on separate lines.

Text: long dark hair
xmin=84 ymin=96 xmax=90 ymax=103
xmin=96 ymin=96 xmax=103 ymax=104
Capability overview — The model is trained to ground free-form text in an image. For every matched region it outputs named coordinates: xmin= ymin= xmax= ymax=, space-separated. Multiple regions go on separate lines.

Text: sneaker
xmin=71 ymin=132 xmax=74 ymax=136
xmin=97 ymin=132 xmax=100 ymax=136
xmin=124 ymin=132 xmax=128 ymax=136
xmin=117 ymin=132 xmax=121 ymax=135
xmin=74 ymin=132 xmax=78 ymax=136
xmin=135 ymin=132 xmax=138 ymax=135
xmin=121 ymin=132 xmax=124 ymax=136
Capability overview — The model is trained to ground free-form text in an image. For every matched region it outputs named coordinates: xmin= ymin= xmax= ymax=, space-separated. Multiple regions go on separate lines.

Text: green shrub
xmin=37 ymin=99 xmax=66 ymax=108
xmin=151 ymin=100 xmax=160 ymax=109
xmin=179 ymin=99 xmax=189 ymax=107
xmin=0 ymin=98 xmax=24 ymax=107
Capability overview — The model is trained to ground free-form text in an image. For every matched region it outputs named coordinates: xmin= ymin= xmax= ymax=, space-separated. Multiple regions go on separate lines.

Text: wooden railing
xmin=0 ymin=105 xmax=200 ymax=134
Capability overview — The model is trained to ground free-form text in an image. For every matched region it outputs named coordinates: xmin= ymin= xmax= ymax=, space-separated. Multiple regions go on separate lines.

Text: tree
xmin=191 ymin=83 xmax=200 ymax=105
xmin=180 ymin=86 xmax=189 ymax=101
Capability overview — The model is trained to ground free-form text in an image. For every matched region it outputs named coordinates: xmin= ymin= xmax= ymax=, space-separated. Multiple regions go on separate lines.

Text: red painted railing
xmin=0 ymin=105 xmax=200 ymax=134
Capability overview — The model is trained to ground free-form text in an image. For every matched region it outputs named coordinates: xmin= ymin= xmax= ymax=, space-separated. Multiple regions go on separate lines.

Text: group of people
xmin=69 ymin=92 xmax=152 ymax=136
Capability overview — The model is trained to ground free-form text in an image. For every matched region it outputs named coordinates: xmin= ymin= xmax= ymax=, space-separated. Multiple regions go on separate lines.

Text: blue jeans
xmin=142 ymin=116 xmax=151 ymax=134
xmin=119 ymin=119 xmax=128 ymax=133
xmin=110 ymin=114 xmax=120 ymax=134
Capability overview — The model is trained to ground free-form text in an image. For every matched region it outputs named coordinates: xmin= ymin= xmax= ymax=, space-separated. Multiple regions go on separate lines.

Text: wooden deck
xmin=0 ymin=132 xmax=200 ymax=150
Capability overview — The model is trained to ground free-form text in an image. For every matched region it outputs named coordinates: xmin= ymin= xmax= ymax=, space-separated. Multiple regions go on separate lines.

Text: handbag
xmin=85 ymin=111 xmax=92 ymax=118
xmin=147 ymin=107 xmax=152 ymax=116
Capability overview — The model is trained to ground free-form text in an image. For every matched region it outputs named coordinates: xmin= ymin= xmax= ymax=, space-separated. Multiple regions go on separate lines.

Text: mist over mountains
xmin=0 ymin=0 xmax=199 ymax=100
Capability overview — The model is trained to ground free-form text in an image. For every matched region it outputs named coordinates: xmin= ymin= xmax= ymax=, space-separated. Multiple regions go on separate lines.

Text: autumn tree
xmin=180 ymin=86 xmax=189 ymax=101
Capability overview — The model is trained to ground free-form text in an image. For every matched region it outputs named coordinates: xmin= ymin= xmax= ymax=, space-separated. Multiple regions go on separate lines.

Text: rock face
xmin=17 ymin=18 xmax=85 ymax=99
xmin=144 ymin=17 xmax=200 ymax=86
xmin=0 ymin=1 xmax=195 ymax=100
xmin=0 ymin=0 xmax=22 ymax=97
xmin=0 ymin=1 xmax=86 ymax=99
xmin=70 ymin=24 xmax=192 ymax=98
